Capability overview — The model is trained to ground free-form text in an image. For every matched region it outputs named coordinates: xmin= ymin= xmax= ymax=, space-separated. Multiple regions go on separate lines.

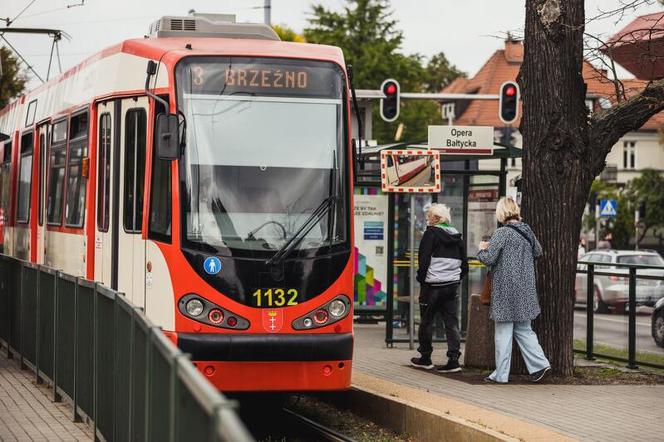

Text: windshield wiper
xmin=266 ymin=196 xmax=337 ymax=266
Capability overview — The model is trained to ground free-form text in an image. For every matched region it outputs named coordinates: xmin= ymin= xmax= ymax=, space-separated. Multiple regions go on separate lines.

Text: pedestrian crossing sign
xmin=599 ymin=199 xmax=617 ymax=217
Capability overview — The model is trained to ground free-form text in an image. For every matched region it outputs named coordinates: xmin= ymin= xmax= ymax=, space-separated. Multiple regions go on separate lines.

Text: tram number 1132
xmin=251 ymin=288 xmax=299 ymax=307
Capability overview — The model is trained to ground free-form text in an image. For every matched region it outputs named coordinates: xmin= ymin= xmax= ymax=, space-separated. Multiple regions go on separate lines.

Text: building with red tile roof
xmin=444 ymin=39 xmax=664 ymax=187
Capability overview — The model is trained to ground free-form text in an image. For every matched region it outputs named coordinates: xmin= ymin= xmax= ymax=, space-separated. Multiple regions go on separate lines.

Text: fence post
xmin=585 ymin=263 xmax=594 ymax=360
xmin=127 ymin=303 xmax=135 ymax=442
xmin=73 ymin=278 xmax=81 ymax=422
xmin=35 ymin=266 xmax=41 ymax=384
xmin=93 ymin=282 xmax=98 ymax=441
xmin=144 ymin=326 xmax=154 ymax=442
xmin=628 ymin=267 xmax=638 ymax=369
xmin=170 ymin=354 xmax=188 ymax=442
xmin=53 ymin=270 xmax=61 ymax=402
xmin=19 ymin=263 xmax=25 ymax=369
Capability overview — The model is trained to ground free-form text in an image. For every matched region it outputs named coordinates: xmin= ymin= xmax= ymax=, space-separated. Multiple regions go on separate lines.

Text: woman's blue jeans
xmin=488 ymin=321 xmax=550 ymax=383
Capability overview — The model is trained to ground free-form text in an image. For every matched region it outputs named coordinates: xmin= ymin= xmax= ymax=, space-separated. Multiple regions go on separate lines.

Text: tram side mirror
xmin=155 ymin=113 xmax=180 ymax=160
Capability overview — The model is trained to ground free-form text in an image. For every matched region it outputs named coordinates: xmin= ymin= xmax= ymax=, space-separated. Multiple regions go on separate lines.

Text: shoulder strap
xmin=505 ymin=224 xmax=533 ymax=248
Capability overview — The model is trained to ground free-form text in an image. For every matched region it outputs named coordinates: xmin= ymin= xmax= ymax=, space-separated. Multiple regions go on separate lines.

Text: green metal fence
xmin=0 ymin=255 xmax=253 ymax=442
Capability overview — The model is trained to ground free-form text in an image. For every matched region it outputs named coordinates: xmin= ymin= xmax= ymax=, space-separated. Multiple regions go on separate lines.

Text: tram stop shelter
xmin=352 ymin=141 xmax=522 ymax=346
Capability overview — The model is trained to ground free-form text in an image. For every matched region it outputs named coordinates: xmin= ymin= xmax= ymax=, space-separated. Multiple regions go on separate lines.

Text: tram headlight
xmin=329 ymin=300 xmax=346 ymax=318
xmin=185 ymin=298 xmax=205 ymax=317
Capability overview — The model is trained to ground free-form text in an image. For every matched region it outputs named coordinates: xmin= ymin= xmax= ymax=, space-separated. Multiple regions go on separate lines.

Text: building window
xmin=97 ymin=113 xmax=111 ymax=232
xmin=623 ymin=141 xmax=636 ymax=170
xmin=123 ymin=109 xmax=146 ymax=233
xmin=16 ymin=131 xmax=34 ymax=223
xmin=64 ymin=111 xmax=89 ymax=227
xmin=47 ymin=119 xmax=68 ymax=225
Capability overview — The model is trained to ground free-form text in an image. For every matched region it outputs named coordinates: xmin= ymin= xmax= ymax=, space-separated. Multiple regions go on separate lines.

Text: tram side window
xmin=97 ymin=113 xmax=111 ymax=232
xmin=65 ymin=111 xmax=89 ymax=227
xmin=38 ymin=132 xmax=47 ymax=226
xmin=47 ymin=119 xmax=68 ymax=225
xmin=148 ymin=101 xmax=172 ymax=242
xmin=16 ymin=132 xmax=34 ymax=223
xmin=0 ymin=143 xmax=12 ymax=228
xmin=124 ymin=109 xmax=146 ymax=233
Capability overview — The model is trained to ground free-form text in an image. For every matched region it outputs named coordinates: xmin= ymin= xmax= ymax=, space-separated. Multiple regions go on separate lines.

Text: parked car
xmin=576 ymin=250 xmax=664 ymax=313
xmin=653 ymin=297 xmax=664 ymax=348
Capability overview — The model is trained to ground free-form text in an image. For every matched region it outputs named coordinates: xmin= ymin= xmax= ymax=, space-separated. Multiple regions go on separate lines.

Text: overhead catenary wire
xmin=5 ymin=0 xmax=39 ymax=26
xmin=0 ymin=34 xmax=44 ymax=83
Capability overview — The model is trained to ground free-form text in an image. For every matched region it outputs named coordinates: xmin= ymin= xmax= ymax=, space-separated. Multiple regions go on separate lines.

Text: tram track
xmin=283 ymin=407 xmax=357 ymax=442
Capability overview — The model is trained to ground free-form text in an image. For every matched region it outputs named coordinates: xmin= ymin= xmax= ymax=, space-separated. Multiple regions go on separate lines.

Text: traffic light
xmin=499 ymin=81 xmax=520 ymax=124
xmin=380 ymin=79 xmax=400 ymax=122
xmin=639 ymin=201 xmax=646 ymax=220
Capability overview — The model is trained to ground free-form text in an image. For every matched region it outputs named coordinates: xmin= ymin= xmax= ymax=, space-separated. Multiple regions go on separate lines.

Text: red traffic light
xmin=505 ymin=85 xmax=517 ymax=97
xmin=385 ymin=83 xmax=397 ymax=95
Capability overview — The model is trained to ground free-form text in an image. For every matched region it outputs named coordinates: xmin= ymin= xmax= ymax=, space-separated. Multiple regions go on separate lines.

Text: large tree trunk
xmin=518 ymin=0 xmax=664 ymax=376
xmin=519 ymin=0 xmax=594 ymax=376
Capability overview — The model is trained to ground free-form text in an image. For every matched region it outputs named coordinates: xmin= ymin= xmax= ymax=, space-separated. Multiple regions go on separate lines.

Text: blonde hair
xmin=495 ymin=197 xmax=521 ymax=224
xmin=427 ymin=203 xmax=451 ymax=225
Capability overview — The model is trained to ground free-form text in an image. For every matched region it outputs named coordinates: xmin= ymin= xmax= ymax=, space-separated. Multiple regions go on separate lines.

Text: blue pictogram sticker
xmin=203 ymin=257 xmax=222 ymax=275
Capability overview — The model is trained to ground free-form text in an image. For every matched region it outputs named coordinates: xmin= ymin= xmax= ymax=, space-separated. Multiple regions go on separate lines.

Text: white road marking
xmin=575 ymin=312 xmax=651 ymax=328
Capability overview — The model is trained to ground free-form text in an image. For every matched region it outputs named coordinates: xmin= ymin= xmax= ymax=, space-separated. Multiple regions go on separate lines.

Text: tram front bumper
xmin=176 ymin=333 xmax=354 ymax=391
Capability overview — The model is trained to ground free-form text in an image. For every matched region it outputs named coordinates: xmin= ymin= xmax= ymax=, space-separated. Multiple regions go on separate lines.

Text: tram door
xmin=94 ymin=97 xmax=148 ymax=308
xmin=94 ymin=101 xmax=114 ymax=286
xmin=35 ymin=123 xmax=49 ymax=264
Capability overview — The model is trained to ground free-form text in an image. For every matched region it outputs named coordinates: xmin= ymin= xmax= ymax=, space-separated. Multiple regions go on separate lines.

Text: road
xmin=402 ymin=165 xmax=433 ymax=187
xmin=573 ymin=310 xmax=662 ymax=355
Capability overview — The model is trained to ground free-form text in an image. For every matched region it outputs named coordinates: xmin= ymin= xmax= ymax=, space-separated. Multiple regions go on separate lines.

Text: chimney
xmin=504 ymin=34 xmax=523 ymax=63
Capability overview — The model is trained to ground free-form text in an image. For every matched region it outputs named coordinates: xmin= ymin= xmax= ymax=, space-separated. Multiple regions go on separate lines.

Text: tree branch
xmin=589 ymin=79 xmax=664 ymax=175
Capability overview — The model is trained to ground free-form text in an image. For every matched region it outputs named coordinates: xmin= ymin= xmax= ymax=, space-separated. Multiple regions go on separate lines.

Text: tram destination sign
xmin=428 ymin=125 xmax=494 ymax=155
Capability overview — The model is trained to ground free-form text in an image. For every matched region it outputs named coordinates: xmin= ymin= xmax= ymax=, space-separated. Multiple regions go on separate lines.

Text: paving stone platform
xmin=353 ymin=323 xmax=663 ymax=442
xmin=0 ymin=351 xmax=91 ymax=441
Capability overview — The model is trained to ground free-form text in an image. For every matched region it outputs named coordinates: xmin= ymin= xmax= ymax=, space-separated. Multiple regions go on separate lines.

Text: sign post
xmin=428 ymin=125 xmax=494 ymax=155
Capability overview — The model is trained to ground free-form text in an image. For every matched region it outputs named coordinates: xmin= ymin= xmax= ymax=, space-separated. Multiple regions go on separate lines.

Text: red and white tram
xmin=0 ymin=14 xmax=354 ymax=391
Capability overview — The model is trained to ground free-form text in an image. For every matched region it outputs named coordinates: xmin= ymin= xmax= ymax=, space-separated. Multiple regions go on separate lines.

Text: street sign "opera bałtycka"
xmin=428 ymin=125 xmax=494 ymax=155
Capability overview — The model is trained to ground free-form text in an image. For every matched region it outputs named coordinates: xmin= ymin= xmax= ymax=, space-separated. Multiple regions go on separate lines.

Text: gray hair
xmin=427 ymin=203 xmax=451 ymax=225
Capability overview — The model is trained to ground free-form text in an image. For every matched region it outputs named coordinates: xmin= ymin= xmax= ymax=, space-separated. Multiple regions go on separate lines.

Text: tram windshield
xmin=176 ymin=57 xmax=348 ymax=256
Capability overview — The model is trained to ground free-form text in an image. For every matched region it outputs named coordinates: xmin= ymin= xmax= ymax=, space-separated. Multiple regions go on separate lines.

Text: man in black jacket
xmin=411 ymin=203 xmax=468 ymax=372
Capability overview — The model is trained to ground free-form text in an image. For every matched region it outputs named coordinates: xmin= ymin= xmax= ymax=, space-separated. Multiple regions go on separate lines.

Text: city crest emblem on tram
xmin=261 ymin=309 xmax=283 ymax=333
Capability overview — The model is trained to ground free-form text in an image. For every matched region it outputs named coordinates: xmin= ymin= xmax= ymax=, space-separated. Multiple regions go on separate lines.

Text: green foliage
xmin=584 ymin=180 xmax=631 ymax=249
xmin=304 ymin=0 xmax=464 ymax=143
xmin=624 ymin=169 xmax=664 ymax=241
xmin=272 ymin=24 xmax=306 ymax=42
xmin=423 ymin=52 xmax=465 ymax=93
xmin=584 ymin=170 xmax=664 ymax=249
xmin=0 ymin=47 xmax=27 ymax=109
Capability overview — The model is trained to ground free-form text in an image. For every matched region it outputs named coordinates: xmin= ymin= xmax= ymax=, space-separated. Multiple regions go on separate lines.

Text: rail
xmin=576 ymin=259 xmax=664 ymax=370
xmin=0 ymin=254 xmax=254 ymax=442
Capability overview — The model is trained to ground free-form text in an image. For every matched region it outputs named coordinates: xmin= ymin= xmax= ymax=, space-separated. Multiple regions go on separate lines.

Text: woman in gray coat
xmin=477 ymin=197 xmax=551 ymax=383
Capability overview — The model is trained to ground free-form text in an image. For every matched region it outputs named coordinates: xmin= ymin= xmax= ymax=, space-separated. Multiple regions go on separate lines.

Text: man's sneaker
xmin=531 ymin=366 xmax=551 ymax=383
xmin=410 ymin=357 xmax=434 ymax=369
xmin=436 ymin=359 xmax=462 ymax=373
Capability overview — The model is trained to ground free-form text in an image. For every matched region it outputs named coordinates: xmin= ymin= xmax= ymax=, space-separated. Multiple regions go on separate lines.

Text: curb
xmin=323 ymin=372 xmax=578 ymax=442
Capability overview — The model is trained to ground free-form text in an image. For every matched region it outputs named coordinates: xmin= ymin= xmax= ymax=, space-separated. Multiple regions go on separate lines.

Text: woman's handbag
xmin=480 ymin=272 xmax=492 ymax=306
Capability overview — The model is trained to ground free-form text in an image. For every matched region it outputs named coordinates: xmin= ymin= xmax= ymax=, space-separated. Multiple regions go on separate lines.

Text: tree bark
xmin=519 ymin=0 xmax=664 ymax=376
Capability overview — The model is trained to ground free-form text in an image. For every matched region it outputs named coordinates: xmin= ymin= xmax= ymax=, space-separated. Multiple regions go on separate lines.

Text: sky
xmin=3 ymin=0 xmax=664 ymax=89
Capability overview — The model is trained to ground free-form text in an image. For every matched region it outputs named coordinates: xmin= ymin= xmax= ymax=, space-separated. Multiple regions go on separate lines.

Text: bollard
xmin=463 ymin=294 xmax=495 ymax=369
xmin=628 ymin=268 xmax=638 ymax=369
xmin=586 ymin=264 xmax=595 ymax=360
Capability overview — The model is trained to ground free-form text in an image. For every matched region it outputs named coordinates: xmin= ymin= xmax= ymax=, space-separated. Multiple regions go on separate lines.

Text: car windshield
xmin=617 ymin=254 xmax=664 ymax=266
xmin=176 ymin=57 xmax=347 ymax=255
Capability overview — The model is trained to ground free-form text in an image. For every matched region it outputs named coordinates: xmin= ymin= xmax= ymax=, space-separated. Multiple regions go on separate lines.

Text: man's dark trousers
xmin=417 ymin=283 xmax=461 ymax=359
